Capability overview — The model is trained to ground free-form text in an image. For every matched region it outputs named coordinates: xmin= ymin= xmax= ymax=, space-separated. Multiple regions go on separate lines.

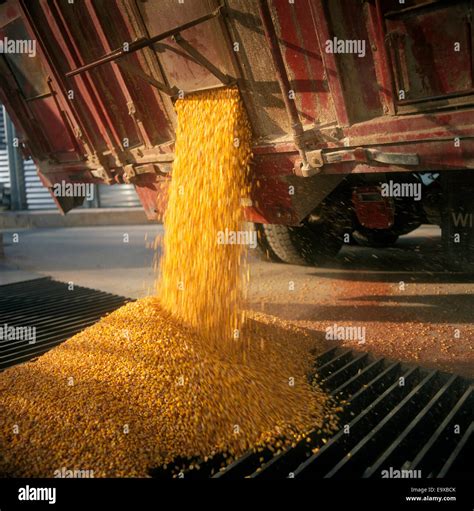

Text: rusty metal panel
xmin=0 ymin=4 xmax=86 ymax=168
xmin=0 ymin=18 xmax=49 ymax=98
xmin=51 ymin=0 xmax=141 ymax=148
xmin=323 ymin=0 xmax=383 ymax=124
xmin=23 ymin=0 xmax=112 ymax=156
xmin=3 ymin=0 xmax=178 ymax=187
xmin=272 ymin=0 xmax=337 ymax=127
xmin=1 ymin=0 xmax=474 ymax=224
xmin=94 ymin=0 xmax=177 ymax=145
xmin=384 ymin=0 xmax=473 ymax=105
xmin=226 ymin=0 xmax=336 ymax=138
xmin=136 ymin=0 xmax=232 ymax=92
xmin=25 ymin=0 xmax=176 ymax=155
xmin=226 ymin=0 xmax=291 ymax=139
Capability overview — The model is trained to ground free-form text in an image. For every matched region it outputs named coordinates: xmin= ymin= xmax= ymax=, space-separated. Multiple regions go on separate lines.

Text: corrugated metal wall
xmin=1 ymin=105 xmax=142 ymax=210
xmin=23 ymin=158 xmax=55 ymax=210
xmin=0 ymin=107 xmax=10 ymax=187
xmin=98 ymin=184 xmax=141 ymax=208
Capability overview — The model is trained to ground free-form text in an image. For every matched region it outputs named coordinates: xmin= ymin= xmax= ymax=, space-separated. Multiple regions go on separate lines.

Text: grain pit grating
xmin=0 ymin=280 xmax=472 ymax=479
xmin=153 ymin=348 xmax=473 ymax=479
xmin=0 ymin=278 xmax=128 ymax=371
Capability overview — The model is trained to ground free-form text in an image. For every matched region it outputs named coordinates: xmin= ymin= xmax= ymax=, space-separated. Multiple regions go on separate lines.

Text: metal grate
xmin=153 ymin=348 xmax=473 ymax=479
xmin=0 ymin=106 xmax=10 ymax=188
xmin=1 ymin=282 xmax=471 ymax=479
xmin=0 ymin=278 xmax=128 ymax=370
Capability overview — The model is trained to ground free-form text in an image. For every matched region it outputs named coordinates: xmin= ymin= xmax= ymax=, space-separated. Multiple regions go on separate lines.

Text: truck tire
xmin=261 ymin=224 xmax=306 ymax=265
xmin=254 ymin=223 xmax=283 ymax=262
xmin=262 ymin=219 xmax=344 ymax=266
xmin=258 ymin=181 xmax=350 ymax=266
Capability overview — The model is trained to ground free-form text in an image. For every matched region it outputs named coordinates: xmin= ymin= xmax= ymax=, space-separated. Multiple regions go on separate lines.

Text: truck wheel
xmin=254 ymin=223 xmax=283 ymax=262
xmin=262 ymin=218 xmax=344 ymax=266
xmin=441 ymin=172 xmax=474 ymax=272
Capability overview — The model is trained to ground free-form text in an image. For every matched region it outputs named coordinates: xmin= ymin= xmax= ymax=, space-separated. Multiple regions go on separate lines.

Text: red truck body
xmin=0 ymin=0 xmax=473 ymax=225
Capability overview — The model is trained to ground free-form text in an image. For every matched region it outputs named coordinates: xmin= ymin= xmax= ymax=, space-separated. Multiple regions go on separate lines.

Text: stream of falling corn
xmin=0 ymin=88 xmax=338 ymax=478
xmin=158 ymin=88 xmax=252 ymax=346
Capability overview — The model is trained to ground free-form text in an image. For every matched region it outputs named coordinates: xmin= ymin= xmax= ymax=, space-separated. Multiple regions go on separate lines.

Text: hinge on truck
xmin=295 ymin=147 xmax=420 ymax=177
xmin=123 ymin=163 xmax=172 ymax=184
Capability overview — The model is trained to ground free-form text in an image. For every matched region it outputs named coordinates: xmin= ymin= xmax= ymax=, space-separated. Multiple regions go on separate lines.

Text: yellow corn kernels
xmin=158 ymin=87 xmax=252 ymax=346
xmin=0 ymin=300 xmax=337 ymax=477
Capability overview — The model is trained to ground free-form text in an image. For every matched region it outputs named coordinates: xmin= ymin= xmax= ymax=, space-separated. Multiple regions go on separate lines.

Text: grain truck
xmin=0 ymin=0 xmax=473 ymax=268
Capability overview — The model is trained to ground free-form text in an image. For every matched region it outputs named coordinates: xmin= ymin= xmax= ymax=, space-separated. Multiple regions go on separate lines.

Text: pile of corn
xmin=0 ymin=88 xmax=338 ymax=477
xmin=158 ymin=87 xmax=252 ymax=346
xmin=0 ymin=299 xmax=336 ymax=477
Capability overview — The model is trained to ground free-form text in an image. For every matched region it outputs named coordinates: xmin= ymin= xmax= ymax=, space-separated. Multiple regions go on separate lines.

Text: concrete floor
xmin=1 ymin=224 xmax=473 ymax=377
xmin=0 ymin=225 xmax=161 ymax=296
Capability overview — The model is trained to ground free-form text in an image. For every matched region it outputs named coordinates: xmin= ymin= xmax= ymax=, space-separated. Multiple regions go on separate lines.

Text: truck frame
xmin=0 ymin=0 xmax=473 ymax=266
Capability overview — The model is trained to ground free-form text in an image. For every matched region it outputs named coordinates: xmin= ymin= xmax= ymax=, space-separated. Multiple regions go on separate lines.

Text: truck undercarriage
xmin=0 ymin=0 xmax=473 ymax=270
